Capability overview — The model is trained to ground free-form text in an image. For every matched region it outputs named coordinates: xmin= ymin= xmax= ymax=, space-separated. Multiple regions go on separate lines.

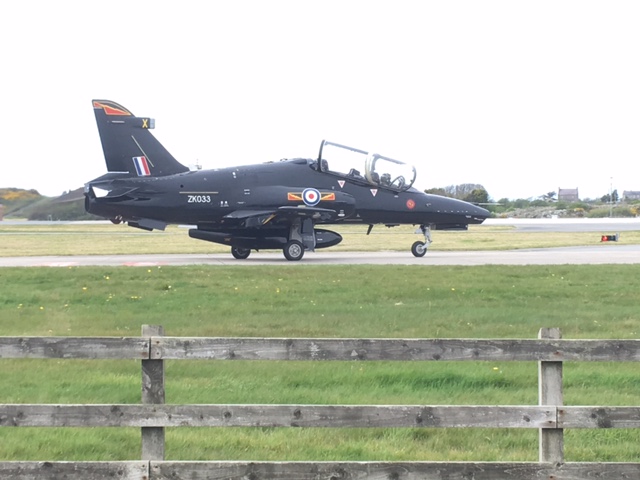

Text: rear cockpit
xmin=314 ymin=140 xmax=416 ymax=192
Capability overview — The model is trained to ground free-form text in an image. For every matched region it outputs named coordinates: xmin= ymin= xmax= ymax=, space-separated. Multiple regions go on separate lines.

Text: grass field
xmin=0 ymin=222 xmax=639 ymax=462
xmin=1 ymin=259 xmax=639 ymax=462
xmin=2 ymin=222 xmax=640 ymax=256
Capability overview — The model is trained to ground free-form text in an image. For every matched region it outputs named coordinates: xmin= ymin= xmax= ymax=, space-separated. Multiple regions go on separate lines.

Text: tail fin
xmin=92 ymin=100 xmax=189 ymax=177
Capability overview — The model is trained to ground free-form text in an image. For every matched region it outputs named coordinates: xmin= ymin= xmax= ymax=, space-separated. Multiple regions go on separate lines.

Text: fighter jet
xmin=85 ymin=100 xmax=490 ymax=261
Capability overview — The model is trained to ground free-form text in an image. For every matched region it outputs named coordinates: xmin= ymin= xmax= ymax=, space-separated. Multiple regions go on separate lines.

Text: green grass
xmin=0 ymin=265 xmax=639 ymax=462
xmin=2 ymin=222 xmax=640 ymax=256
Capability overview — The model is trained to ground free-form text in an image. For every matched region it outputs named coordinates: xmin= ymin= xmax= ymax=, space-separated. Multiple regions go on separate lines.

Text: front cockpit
xmin=315 ymin=140 xmax=417 ymax=192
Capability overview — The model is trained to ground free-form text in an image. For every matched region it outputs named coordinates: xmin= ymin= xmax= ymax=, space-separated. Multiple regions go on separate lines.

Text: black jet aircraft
xmin=85 ymin=100 xmax=490 ymax=261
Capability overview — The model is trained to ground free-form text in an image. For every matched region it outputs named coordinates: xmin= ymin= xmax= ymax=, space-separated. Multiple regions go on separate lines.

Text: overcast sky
xmin=1 ymin=1 xmax=639 ymax=200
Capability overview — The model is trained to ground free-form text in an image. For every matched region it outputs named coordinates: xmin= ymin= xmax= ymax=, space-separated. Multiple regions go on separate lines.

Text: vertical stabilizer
xmin=92 ymin=100 xmax=189 ymax=177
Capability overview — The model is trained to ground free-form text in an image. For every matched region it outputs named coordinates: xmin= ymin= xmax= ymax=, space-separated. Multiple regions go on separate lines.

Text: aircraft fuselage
xmin=86 ymin=100 xmax=490 ymax=260
xmin=86 ymin=158 xmax=487 ymax=228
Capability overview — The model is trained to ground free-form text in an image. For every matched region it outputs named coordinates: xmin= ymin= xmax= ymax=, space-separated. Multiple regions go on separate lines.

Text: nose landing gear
xmin=411 ymin=241 xmax=427 ymax=257
xmin=412 ymin=224 xmax=432 ymax=257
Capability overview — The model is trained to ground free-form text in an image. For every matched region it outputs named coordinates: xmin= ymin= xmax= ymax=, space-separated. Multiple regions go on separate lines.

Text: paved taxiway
xmin=484 ymin=217 xmax=640 ymax=232
xmin=1 ymin=244 xmax=639 ymax=267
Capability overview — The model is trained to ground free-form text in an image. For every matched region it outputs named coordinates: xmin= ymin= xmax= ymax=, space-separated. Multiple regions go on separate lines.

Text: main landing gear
xmin=231 ymin=246 xmax=251 ymax=260
xmin=283 ymin=240 xmax=305 ymax=261
xmin=230 ymin=218 xmax=311 ymax=261
xmin=411 ymin=224 xmax=432 ymax=258
xmin=230 ymin=241 xmax=305 ymax=261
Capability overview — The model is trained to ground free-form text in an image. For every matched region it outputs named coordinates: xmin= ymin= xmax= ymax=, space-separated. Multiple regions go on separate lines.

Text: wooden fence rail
xmin=0 ymin=326 xmax=639 ymax=480
xmin=3 ymin=336 xmax=640 ymax=361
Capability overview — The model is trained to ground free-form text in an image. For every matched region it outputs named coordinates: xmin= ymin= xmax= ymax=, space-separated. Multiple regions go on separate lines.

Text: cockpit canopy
xmin=316 ymin=140 xmax=416 ymax=192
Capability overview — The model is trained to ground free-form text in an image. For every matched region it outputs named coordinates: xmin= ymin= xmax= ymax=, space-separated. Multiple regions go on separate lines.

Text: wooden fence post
xmin=142 ymin=325 xmax=165 ymax=461
xmin=538 ymin=327 xmax=563 ymax=463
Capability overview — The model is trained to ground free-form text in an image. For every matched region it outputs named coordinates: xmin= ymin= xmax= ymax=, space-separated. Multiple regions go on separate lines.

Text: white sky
xmin=1 ymin=1 xmax=639 ymax=200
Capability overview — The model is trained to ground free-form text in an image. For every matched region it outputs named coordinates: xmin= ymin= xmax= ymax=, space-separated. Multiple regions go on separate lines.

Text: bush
xmin=567 ymin=202 xmax=591 ymax=211
xmin=587 ymin=206 xmax=634 ymax=218
xmin=28 ymin=199 xmax=99 ymax=221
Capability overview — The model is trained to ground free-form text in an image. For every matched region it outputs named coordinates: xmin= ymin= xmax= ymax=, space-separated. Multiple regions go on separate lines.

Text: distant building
xmin=558 ymin=188 xmax=579 ymax=202
xmin=623 ymin=191 xmax=640 ymax=201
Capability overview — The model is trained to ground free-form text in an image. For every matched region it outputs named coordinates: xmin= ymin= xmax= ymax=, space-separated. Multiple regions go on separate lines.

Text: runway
xmin=484 ymin=217 xmax=640 ymax=232
xmin=1 ymin=218 xmax=639 ymax=267
xmin=1 ymin=244 xmax=639 ymax=267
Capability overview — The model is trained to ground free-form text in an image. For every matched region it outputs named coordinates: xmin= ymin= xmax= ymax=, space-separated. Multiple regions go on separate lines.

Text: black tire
xmin=231 ymin=246 xmax=251 ymax=260
xmin=283 ymin=240 xmax=305 ymax=261
xmin=411 ymin=241 xmax=427 ymax=257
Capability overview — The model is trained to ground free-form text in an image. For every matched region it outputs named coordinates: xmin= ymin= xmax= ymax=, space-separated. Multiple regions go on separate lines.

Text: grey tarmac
xmin=0 ymin=244 xmax=638 ymax=267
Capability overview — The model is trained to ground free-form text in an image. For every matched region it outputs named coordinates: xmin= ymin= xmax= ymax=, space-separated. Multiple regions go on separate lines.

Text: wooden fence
xmin=0 ymin=326 xmax=639 ymax=479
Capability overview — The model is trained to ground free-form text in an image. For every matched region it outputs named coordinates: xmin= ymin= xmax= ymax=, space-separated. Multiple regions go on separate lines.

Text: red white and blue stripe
xmin=133 ymin=156 xmax=151 ymax=176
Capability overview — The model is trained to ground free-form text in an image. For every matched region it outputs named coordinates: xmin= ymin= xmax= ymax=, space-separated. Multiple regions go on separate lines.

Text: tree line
xmin=425 ymin=184 xmax=639 ymax=218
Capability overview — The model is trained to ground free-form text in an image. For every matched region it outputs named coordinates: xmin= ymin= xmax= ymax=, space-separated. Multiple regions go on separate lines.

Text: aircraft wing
xmin=223 ymin=206 xmax=339 ymax=227
xmin=223 ymin=210 xmax=277 ymax=220
xmin=274 ymin=206 xmax=338 ymax=220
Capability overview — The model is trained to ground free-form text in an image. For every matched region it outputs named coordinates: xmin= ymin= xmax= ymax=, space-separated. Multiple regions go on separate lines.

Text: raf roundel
xmin=302 ymin=188 xmax=321 ymax=206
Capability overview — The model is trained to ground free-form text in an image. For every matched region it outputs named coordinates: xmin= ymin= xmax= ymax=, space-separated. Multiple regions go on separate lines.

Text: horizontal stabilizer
xmin=128 ymin=218 xmax=167 ymax=231
xmin=88 ymin=186 xmax=138 ymax=200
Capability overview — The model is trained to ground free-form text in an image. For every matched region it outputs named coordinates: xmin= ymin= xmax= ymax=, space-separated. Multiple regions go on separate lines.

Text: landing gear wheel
xmin=411 ymin=241 xmax=427 ymax=257
xmin=231 ymin=246 xmax=251 ymax=260
xmin=283 ymin=240 xmax=305 ymax=261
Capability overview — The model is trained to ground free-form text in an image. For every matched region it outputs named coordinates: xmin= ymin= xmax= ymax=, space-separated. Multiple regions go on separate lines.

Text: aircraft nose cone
xmin=469 ymin=204 xmax=491 ymax=224
xmin=475 ymin=204 xmax=491 ymax=219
